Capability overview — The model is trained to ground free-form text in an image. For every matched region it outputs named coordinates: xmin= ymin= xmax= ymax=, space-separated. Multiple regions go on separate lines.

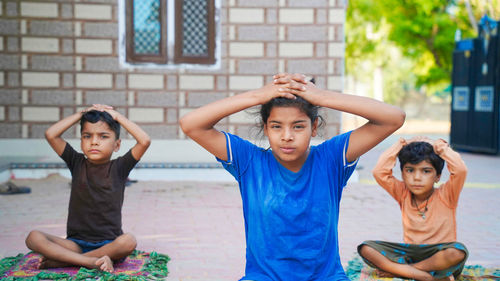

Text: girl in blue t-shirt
xmin=180 ymin=73 xmax=405 ymax=281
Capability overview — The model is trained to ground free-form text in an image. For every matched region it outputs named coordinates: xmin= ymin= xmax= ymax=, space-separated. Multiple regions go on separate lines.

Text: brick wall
xmin=0 ymin=0 xmax=345 ymax=141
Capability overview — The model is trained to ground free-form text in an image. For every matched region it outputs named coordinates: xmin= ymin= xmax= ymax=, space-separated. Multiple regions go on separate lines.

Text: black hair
xmin=80 ymin=110 xmax=120 ymax=139
xmin=398 ymin=142 xmax=444 ymax=175
xmin=259 ymin=96 xmax=322 ymax=127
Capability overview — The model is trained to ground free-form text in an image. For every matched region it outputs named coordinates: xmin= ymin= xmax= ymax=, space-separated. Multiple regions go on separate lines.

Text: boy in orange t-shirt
xmin=358 ymin=137 xmax=468 ymax=281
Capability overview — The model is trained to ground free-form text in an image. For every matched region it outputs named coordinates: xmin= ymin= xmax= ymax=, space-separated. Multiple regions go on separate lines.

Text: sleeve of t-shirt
xmin=216 ymin=132 xmax=257 ymax=181
xmin=115 ymin=149 xmax=139 ymax=180
xmin=60 ymin=143 xmax=83 ymax=173
xmin=434 ymin=139 xmax=467 ymax=208
xmin=317 ymin=131 xmax=359 ymax=188
xmin=372 ymin=138 xmax=407 ymax=205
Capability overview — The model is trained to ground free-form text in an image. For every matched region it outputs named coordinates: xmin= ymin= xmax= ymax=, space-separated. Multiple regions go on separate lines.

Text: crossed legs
xmin=25 ymin=230 xmax=137 ymax=272
xmin=359 ymin=244 xmax=466 ymax=281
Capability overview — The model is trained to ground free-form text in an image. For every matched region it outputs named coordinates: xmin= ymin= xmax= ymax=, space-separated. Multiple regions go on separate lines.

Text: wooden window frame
xmin=174 ymin=0 xmax=216 ymax=64
xmin=125 ymin=0 xmax=168 ymax=64
xmin=125 ymin=0 xmax=216 ymax=66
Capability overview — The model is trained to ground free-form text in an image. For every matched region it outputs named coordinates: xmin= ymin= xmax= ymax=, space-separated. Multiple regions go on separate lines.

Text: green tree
xmin=346 ymin=0 xmax=498 ymax=101
xmin=381 ymin=0 xmax=456 ymax=92
xmin=346 ymin=0 xmax=417 ymax=106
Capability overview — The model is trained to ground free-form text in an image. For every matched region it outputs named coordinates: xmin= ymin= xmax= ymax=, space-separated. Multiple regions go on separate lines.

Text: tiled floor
xmin=1 ymin=135 xmax=499 ymax=280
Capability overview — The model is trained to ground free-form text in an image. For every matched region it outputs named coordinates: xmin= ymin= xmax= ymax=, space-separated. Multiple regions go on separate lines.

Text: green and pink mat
xmin=345 ymin=256 xmax=500 ymax=281
xmin=0 ymin=250 xmax=169 ymax=280
xmin=2 ymin=251 xmax=499 ymax=280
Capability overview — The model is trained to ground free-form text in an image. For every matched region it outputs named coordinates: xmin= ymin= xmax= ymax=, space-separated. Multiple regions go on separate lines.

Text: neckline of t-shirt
xmin=85 ymin=158 xmax=112 ymax=167
xmin=270 ymin=146 xmax=314 ymax=176
xmin=410 ymin=188 xmax=437 ymax=209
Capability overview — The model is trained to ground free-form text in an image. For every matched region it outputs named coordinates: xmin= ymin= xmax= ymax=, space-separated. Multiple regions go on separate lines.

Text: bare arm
xmin=45 ymin=111 xmax=85 ymax=156
xmin=180 ymin=83 xmax=297 ymax=161
xmin=372 ymin=138 xmax=407 ymax=203
xmin=97 ymin=105 xmax=151 ymax=161
xmin=274 ymin=73 xmax=406 ymax=162
xmin=372 ymin=138 xmax=406 ymax=184
xmin=432 ymin=139 xmax=467 ymax=206
xmin=322 ymin=90 xmax=405 ymax=162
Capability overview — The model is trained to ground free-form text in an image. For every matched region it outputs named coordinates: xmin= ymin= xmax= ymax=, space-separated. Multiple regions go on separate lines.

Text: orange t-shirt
xmin=372 ymin=139 xmax=467 ymax=244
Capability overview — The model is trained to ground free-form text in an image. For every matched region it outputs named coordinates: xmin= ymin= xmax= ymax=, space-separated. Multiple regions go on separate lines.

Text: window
xmin=124 ymin=0 xmax=217 ymax=66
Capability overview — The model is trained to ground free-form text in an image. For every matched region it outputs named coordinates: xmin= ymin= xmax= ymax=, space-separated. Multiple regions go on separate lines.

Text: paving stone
xmin=0 ymin=134 xmax=499 ymax=281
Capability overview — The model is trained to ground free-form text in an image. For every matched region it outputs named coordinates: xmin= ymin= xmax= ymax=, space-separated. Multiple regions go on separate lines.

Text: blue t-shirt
xmin=218 ymin=131 xmax=358 ymax=281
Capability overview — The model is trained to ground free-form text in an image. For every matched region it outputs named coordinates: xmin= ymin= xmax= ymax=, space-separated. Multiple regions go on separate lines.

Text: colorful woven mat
xmin=346 ymin=256 xmax=500 ymax=281
xmin=0 ymin=250 xmax=169 ymax=281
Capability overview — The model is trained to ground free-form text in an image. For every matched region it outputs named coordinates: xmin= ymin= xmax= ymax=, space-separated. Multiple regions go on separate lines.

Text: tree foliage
xmin=346 ymin=0 xmax=499 ymax=102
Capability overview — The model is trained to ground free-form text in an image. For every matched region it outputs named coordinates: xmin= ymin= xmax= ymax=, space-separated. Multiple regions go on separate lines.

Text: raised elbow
xmin=456 ymin=162 xmax=468 ymax=177
xmin=179 ymin=116 xmax=192 ymax=136
xmin=372 ymin=168 xmax=382 ymax=181
xmin=44 ymin=129 xmax=56 ymax=141
xmin=372 ymin=162 xmax=390 ymax=181
xmin=141 ymin=136 xmax=151 ymax=149
xmin=393 ymin=109 xmax=406 ymax=129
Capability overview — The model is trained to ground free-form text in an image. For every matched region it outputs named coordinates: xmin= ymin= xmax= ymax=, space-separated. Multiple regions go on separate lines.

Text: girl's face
xmin=264 ymin=106 xmax=318 ymax=172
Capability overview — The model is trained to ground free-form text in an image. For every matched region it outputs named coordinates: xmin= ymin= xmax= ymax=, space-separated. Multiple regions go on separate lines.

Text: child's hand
xmin=90 ymin=104 xmax=120 ymax=120
xmin=81 ymin=105 xmax=99 ymax=114
xmin=273 ymin=73 xmax=308 ymax=93
xmin=406 ymin=136 xmax=433 ymax=145
xmin=82 ymin=104 xmax=112 ymax=113
xmin=273 ymin=73 xmax=308 ymax=85
xmin=271 ymin=73 xmax=308 ymax=98
xmin=254 ymin=82 xmax=297 ymax=104
xmin=91 ymin=104 xmax=113 ymax=111
xmin=273 ymin=73 xmax=326 ymax=104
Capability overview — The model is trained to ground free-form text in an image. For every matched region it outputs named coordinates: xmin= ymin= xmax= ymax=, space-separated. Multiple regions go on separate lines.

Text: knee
xmin=25 ymin=230 xmax=43 ymax=249
xmin=359 ymin=244 xmax=378 ymax=263
xmin=358 ymin=244 xmax=393 ymax=269
xmin=359 ymin=244 xmax=373 ymax=258
xmin=443 ymin=248 xmax=466 ymax=264
xmin=116 ymin=233 xmax=137 ymax=254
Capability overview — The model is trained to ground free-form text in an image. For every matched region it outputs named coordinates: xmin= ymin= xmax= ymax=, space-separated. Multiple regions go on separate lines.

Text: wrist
xmin=247 ymin=89 xmax=268 ymax=105
xmin=433 ymin=139 xmax=449 ymax=155
xmin=302 ymin=88 xmax=327 ymax=106
xmin=113 ymin=112 xmax=124 ymax=122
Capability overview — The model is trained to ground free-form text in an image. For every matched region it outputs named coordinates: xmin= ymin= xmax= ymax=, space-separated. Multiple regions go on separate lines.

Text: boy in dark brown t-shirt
xmin=25 ymin=104 xmax=151 ymax=272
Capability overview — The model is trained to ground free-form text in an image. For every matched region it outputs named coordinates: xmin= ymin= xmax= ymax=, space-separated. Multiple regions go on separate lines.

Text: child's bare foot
xmin=38 ymin=256 xmax=70 ymax=269
xmin=95 ymin=256 xmax=114 ymax=272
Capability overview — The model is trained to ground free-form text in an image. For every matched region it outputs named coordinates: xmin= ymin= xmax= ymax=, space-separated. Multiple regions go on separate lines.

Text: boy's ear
xmin=435 ymin=174 xmax=441 ymax=183
xmin=114 ymin=139 xmax=121 ymax=152
xmin=263 ymin=124 xmax=269 ymax=137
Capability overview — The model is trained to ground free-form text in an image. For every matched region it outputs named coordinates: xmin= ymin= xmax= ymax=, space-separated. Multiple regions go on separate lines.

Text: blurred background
xmin=344 ymin=0 xmax=499 ymax=135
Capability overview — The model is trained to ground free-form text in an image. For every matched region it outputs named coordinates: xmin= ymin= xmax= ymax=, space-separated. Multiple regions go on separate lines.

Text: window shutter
xmin=174 ymin=0 xmax=215 ymax=64
xmin=126 ymin=0 xmax=167 ymax=64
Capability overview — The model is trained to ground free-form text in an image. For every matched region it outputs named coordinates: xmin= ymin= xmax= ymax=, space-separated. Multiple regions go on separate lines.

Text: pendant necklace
xmin=412 ymin=190 xmax=433 ymax=219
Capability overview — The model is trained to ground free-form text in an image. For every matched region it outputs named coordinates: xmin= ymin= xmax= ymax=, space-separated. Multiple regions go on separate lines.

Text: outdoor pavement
xmin=0 ymin=134 xmax=499 ymax=280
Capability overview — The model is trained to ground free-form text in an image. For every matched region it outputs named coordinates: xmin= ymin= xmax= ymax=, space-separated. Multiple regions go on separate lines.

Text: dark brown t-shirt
xmin=61 ymin=143 xmax=138 ymax=242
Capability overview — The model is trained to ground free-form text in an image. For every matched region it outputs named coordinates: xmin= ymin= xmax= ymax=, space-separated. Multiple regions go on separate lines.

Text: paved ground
xmin=1 ymin=134 xmax=499 ymax=280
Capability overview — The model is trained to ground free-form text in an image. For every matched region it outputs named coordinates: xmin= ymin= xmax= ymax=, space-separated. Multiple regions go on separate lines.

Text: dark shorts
xmin=358 ymin=240 xmax=469 ymax=278
xmin=67 ymin=237 xmax=113 ymax=253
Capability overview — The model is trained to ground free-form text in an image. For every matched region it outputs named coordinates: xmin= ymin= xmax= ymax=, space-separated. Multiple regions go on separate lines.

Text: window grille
xmin=125 ymin=0 xmax=216 ymax=66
